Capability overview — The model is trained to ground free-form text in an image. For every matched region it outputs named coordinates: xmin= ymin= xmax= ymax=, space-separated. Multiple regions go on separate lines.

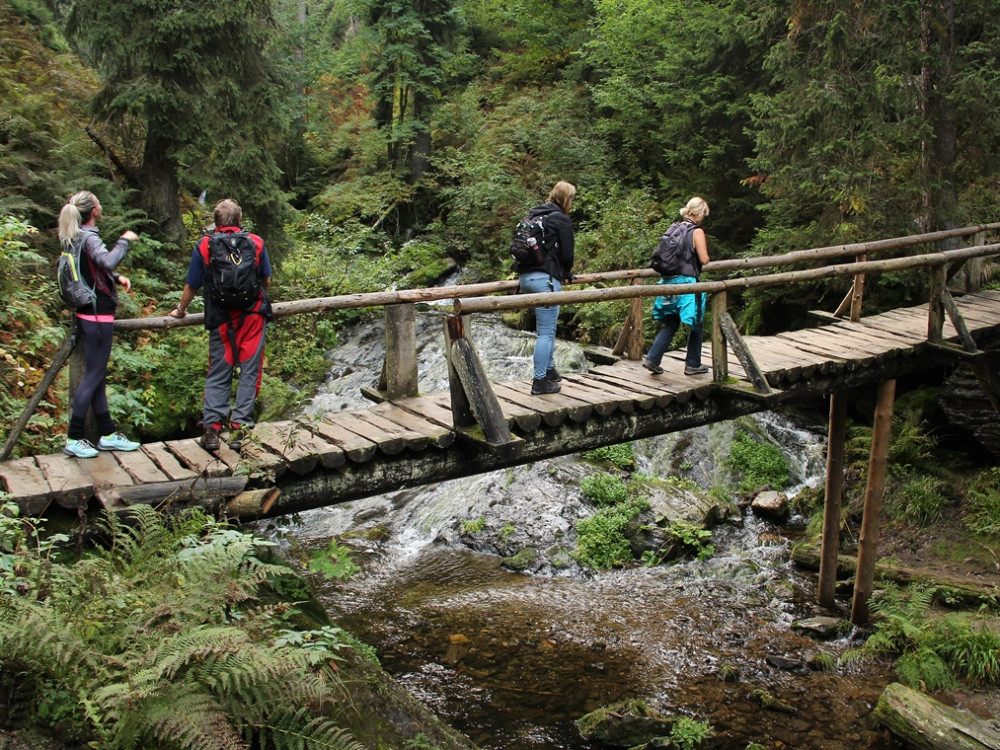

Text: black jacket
xmin=519 ymin=202 xmax=574 ymax=283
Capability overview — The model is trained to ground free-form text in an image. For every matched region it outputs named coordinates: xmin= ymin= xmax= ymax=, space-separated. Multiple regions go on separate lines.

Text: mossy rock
xmin=502 ymin=546 xmax=539 ymax=571
xmin=577 ymin=699 xmax=676 ymax=747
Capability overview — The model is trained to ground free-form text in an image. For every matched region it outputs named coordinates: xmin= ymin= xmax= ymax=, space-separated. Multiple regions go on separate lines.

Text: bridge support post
xmin=711 ymin=292 xmax=727 ymax=381
xmin=851 ymin=378 xmax=896 ymax=627
xmin=818 ymin=392 xmax=848 ymax=607
xmin=927 ymin=264 xmax=946 ymax=343
xmin=612 ymin=277 xmax=645 ymax=360
xmin=380 ymin=303 xmax=419 ymax=399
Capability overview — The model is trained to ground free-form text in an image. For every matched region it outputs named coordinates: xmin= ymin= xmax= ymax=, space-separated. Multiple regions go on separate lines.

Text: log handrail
xmin=113 ymin=223 xmax=1000 ymax=331
xmin=451 ymin=243 xmax=1000 ymax=315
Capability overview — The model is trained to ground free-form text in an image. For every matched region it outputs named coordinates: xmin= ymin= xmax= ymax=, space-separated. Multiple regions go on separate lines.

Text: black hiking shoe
xmin=684 ymin=364 xmax=709 ymax=376
xmin=531 ymin=377 xmax=561 ymax=395
xmin=200 ymin=426 xmax=221 ymax=451
xmin=228 ymin=425 xmax=252 ymax=451
xmin=545 ymin=367 xmax=563 ymax=382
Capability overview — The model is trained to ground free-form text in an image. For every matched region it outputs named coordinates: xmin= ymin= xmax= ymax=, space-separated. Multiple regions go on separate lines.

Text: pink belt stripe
xmin=75 ymin=313 xmax=115 ymax=323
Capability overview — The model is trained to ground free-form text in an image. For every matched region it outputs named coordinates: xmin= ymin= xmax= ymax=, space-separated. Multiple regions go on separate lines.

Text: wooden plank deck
xmin=3 ymin=290 xmax=1000 ymax=519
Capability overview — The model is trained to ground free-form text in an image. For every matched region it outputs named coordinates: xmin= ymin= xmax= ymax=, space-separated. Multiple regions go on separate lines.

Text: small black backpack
xmin=509 ymin=214 xmax=547 ymax=269
xmin=57 ymin=236 xmax=96 ymax=310
xmin=650 ymin=220 xmax=699 ymax=277
xmin=205 ymin=231 xmax=262 ymax=309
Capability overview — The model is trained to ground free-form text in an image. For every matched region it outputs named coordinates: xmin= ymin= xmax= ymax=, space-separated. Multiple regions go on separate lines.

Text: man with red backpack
xmin=169 ymin=198 xmax=272 ymax=451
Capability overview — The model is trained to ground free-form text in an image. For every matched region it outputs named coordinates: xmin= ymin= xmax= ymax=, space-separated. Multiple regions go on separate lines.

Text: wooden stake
xmin=384 ymin=303 xmax=418 ymax=398
xmin=851 ymin=378 xmax=896 ymax=626
xmin=819 ymin=392 xmax=848 ymax=607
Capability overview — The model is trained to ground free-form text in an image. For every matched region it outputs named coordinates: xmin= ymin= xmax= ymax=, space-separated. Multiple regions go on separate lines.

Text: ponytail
xmin=58 ymin=191 xmax=98 ymax=248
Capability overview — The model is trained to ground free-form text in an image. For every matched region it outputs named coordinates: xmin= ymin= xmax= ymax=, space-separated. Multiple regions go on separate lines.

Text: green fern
xmin=0 ymin=508 xmax=365 ymax=749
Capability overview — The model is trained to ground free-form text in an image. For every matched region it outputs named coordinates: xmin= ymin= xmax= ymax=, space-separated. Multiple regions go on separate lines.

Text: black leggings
xmin=69 ymin=317 xmax=116 ymax=439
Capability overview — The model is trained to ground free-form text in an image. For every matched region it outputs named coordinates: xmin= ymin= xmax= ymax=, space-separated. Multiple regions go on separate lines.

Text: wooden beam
xmin=718 ymin=312 xmax=772 ymax=394
xmin=384 ymin=303 xmax=419 ymax=398
xmin=711 ymin=292 xmax=728 ymax=382
xmin=851 ymin=378 xmax=896 ymax=626
xmin=939 ymin=288 xmax=977 ymax=353
xmin=819 ymin=392 xmax=848 ymax=607
xmin=927 ymin=265 xmax=946 ymax=344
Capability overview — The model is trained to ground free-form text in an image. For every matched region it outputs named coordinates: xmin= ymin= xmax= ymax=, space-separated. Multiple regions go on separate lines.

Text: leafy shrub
xmin=668 ymin=521 xmax=715 ymax=561
xmin=891 ymin=476 xmax=948 ymax=527
xmin=581 ymin=471 xmax=629 ymax=506
xmin=582 ymin=442 xmax=636 ymax=470
xmin=965 ymin=468 xmax=1000 ymax=536
xmin=574 ymin=498 xmax=650 ymax=570
xmin=729 ymin=430 xmax=788 ymax=493
xmin=669 ymin=716 xmax=714 ymax=750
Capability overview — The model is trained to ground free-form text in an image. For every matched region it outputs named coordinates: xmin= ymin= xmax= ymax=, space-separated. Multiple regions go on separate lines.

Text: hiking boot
xmin=98 ymin=432 xmax=140 ymax=452
xmin=200 ymin=426 xmax=222 ymax=451
xmin=642 ymin=358 xmax=664 ymax=375
xmin=64 ymin=438 xmax=98 ymax=459
xmin=228 ymin=425 xmax=252 ymax=451
xmin=684 ymin=363 xmax=710 ymax=376
xmin=545 ymin=367 xmax=563 ymax=383
xmin=531 ymin=377 xmax=561 ymax=395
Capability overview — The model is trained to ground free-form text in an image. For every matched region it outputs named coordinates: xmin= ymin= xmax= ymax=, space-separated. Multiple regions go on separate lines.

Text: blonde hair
xmin=213 ymin=198 xmax=242 ymax=228
xmin=679 ymin=196 xmax=710 ymax=223
xmin=57 ymin=191 xmax=99 ymax=248
xmin=547 ymin=181 xmax=576 ymax=214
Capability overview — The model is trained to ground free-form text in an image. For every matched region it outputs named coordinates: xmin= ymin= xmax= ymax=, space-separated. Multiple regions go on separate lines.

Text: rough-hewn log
xmin=852 ymin=378 xmax=896 ymax=626
xmin=452 ymin=245 xmax=1000 ymax=315
xmin=874 ymin=682 xmax=1000 ymax=750
xmin=384 ymin=303 xmax=419 ymax=398
xmin=819 ymin=392 xmax=848 ymax=607
xmin=718 ymin=311 xmax=771 ymax=394
xmin=940 ymin=288 xmax=978 ymax=353
xmin=450 ymin=337 xmax=514 ymax=447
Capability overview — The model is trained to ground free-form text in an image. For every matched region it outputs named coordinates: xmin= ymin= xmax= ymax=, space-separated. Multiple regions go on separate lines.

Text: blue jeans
xmin=519 ymin=271 xmax=561 ymax=379
xmin=646 ymin=293 xmax=704 ymax=368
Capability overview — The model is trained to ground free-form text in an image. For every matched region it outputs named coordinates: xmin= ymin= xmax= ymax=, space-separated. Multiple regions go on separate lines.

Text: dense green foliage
xmin=847 ymin=585 xmax=1000 ymax=690
xmin=0 ymin=504 xmax=366 ymax=749
xmin=729 ymin=430 xmax=789 ymax=493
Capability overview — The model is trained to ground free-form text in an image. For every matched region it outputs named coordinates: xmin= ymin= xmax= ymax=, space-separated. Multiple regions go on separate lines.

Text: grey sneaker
xmin=98 ymin=432 xmax=140 ymax=451
xmin=684 ymin=364 xmax=710 ymax=376
xmin=642 ymin=358 xmax=664 ymax=375
xmin=64 ymin=438 xmax=98 ymax=459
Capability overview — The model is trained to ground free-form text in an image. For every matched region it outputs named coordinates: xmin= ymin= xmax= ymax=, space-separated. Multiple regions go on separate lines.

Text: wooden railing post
xmin=818 ymin=392 xmax=848 ymax=607
xmin=851 ymin=378 xmax=896 ymax=626
xmin=927 ymin=264 xmax=946 ymax=343
xmin=612 ymin=277 xmax=645 ymax=360
xmin=966 ymin=230 xmax=986 ymax=292
xmin=381 ymin=303 xmax=418 ymax=399
xmin=711 ymin=291 xmax=727 ymax=382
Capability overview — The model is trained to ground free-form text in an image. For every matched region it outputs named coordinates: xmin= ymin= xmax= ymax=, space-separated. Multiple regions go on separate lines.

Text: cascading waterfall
xmin=256 ymin=308 xmax=893 ymax=750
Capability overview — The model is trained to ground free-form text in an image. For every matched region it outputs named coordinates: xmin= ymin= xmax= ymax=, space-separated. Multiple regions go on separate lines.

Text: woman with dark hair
xmin=516 ymin=181 xmax=576 ymax=395
xmin=58 ymin=191 xmax=141 ymax=458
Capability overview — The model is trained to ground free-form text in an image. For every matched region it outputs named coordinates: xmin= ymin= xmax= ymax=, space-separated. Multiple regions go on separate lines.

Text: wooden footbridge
xmin=3 ymin=226 xmax=1000 ymax=534
xmin=3 ymin=223 xmax=1000 ymax=623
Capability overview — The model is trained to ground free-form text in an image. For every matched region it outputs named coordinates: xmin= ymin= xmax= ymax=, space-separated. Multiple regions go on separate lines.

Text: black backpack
xmin=57 ymin=236 xmax=96 ymax=310
xmin=205 ymin=231 xmax=262 ymax=309
xmin=650 ymin=220 xmax=699 ymax=277
xmin=509 ymin=214 xmax=547 ymax=269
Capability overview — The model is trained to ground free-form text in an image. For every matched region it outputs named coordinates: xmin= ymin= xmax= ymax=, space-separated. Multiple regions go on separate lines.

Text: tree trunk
xmin=874 ymin=682 xmax=1000 ymax=750
xmin=141 ymin=128 xmax=184 ymax=245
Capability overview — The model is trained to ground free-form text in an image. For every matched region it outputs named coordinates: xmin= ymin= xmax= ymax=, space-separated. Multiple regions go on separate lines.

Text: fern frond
xmin=248 ymin=707 xmax=366 ymax=750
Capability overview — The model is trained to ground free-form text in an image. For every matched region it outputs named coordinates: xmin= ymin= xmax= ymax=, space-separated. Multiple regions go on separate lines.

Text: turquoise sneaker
xmin=65 ymin=438 xmax=98 ymax=459
xmin=98 ymin=432 xmax=141 ymax=452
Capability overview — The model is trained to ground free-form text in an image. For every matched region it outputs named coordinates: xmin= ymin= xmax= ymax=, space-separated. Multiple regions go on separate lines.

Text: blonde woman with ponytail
xmin=58 ymin=191 xmax=141 ymax=458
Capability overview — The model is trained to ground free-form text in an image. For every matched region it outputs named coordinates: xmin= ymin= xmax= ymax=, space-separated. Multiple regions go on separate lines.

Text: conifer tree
xmin=63 ymin=0 xmax=292 ymax=244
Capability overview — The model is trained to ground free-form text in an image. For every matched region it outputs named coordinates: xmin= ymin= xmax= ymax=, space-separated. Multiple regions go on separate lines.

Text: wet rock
xmin=939 ymin=364 xmax=1000 ymax=457
xmin=750 ymin=490 xmax=790 ymax=521
xmin=791 ymin=615 xmax=848 ymax=639
xmin=765 ymin=654 xmax=805 ymax=671
xmin=576 ymin=699 xmax=676 ymax=748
